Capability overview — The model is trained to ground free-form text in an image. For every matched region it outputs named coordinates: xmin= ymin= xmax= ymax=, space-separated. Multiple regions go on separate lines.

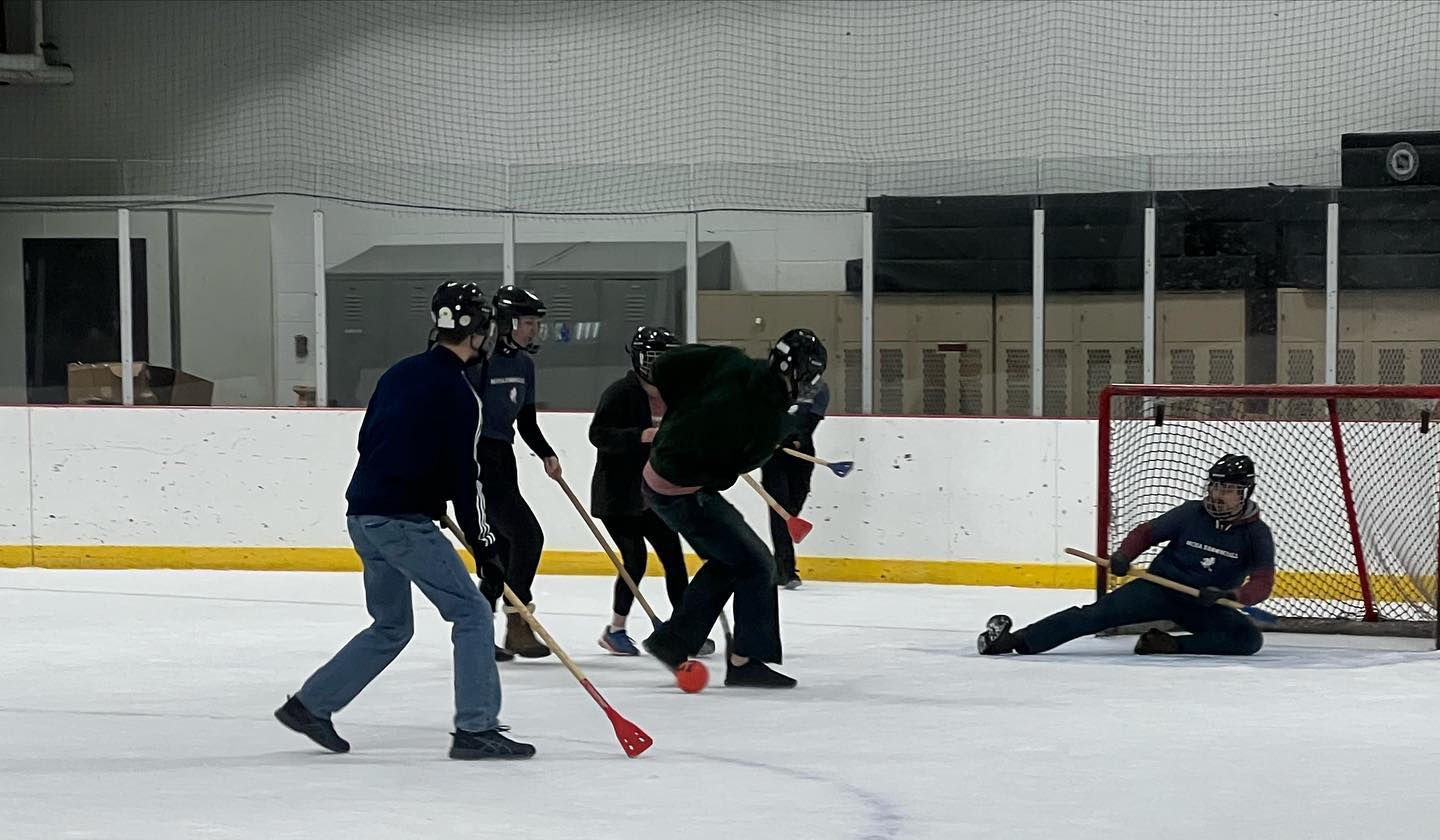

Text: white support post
xmin=117 ymin=209 xmax=135 ymax=406
xmin=1143 ymin=206 xmax=1156 ymax=384
xmin=1325 ymin=202 xmax=1339 ymax=385
xmin=503 ymin=213 xmax=516 ymax=289
xmin=32 ymin=0 xmax=44 ymax=56
xmin=1030 ymin=208 xmax=1045 ymax=416
xmin=684 ymin=214 xmax=698 ymax=343
xmin=861 ymin=212 xmax=875 ymax=414
xmin=313 ymin=209 xmax=328 ymax=407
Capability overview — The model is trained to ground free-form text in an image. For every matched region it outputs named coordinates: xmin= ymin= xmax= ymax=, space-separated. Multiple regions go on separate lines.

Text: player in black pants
xmin=588 ymin=326 xmax=711 ymax=656
xmin=977 ymin=455 xmax=1274 ymax=657
xmin=465 ymin=285 xmax=561 ymax=660
xmin=761 ymin=379 xmax=829 ymax=589
xmin=641 ymin=329 xmax=828 ymax=688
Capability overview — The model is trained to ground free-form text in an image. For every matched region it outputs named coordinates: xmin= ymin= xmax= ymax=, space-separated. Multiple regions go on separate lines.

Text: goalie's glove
xmin=1107 ymin=549 xmax=1134 ymax=577
xmin=1197 ymin=586 xmax=1237 ymax=607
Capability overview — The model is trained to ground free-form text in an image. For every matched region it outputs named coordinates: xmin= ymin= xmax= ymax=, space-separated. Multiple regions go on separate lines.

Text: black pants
xmin=476 ymin=440 xmax=544 ymax=605
xmin=600 ymin=510 xmax=689 ymax=618
xmin=1018 ymin=579 xmax=1263 ymax=656
xmin=761 ymin=449 xmax=814 ymax=581
xmin=645 ymin=486 xmax=782 ymax=662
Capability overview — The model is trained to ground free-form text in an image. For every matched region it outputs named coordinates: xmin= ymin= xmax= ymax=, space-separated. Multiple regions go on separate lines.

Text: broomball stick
xmin=442 ymin=514 xmax=654 ymax=757
xmin=782 ymin=447 xmax=854 ymax=478
xmin=553 ymin=475 xmax=662 ymax=628
xmin=741 ymin=473 xmax=813 ymax=543
xmin=1066 ymin=547 xmax=1277 ymax=625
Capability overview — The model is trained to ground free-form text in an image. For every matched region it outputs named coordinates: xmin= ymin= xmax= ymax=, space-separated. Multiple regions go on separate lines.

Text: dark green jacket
xmin=648 ymin=345 xmax=792 ymax=490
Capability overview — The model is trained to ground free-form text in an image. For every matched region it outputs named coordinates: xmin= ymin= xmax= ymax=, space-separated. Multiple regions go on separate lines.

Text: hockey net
xmin=1098 ymin=385 xmax=1440 ymax=638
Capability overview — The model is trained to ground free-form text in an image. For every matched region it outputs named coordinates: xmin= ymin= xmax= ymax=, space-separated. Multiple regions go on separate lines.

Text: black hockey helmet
xmin=493 ymin=285 xmax=546 ymax=354
xmin=626 ymin=325 xmax=681 ymax=383
xmin=430 ymin=281 xmax=493 ymax=340
xmin=1204 ymin=454 xmax=1255 ymax=519
xmin=768 ymin=328 xmax=827 ymax=399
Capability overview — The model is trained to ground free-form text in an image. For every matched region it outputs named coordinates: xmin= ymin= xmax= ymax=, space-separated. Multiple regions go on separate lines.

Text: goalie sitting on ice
xmin=978 ymin=454 xmax=1275 ymax=657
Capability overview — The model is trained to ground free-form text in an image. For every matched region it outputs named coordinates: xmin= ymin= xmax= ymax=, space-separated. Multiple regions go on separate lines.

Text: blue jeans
xmin=297 ymin=515 xmax=503 ymax=731
xmin=646 ymin=487 xmax=782 ymax=662
xmin=1019 ymin=579 xmax=1264 ymax=655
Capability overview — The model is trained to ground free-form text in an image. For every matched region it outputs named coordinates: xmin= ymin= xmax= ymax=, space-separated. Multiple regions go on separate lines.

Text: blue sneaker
xmin=598 ymin=626 xmax=640 ymax=656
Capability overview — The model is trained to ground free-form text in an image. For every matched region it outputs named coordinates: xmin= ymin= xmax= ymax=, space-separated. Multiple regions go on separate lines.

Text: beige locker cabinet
xmin=838 ymin=342 xmax=865 ymax=413
xmin=1078 ymin=342 xmax=1144 ymax=416
xmin=1069 ymin=293 xmax=1143 ymax=417
xmin=1003 ymin=293 xmax=1143 ymax=417
xmin=1286 ymin=289 xmax=1440 ymax=386
xmin=1158 ymin=292 xmax=1245 ymax=385
xmin=699 ymin=290 xmax=856 ymax=410
xmin=861 ymin=295 xmax=995 ymax=415
xmin=990 ymin=342 xmax=1075 ymax=416
xmin=994 ymin=296 xmax=1035 ymax=415
xmin=697 ymin=291 xmax=844 ymax=347
xmin=1277 ymin=288 xmax=1327 ymax=393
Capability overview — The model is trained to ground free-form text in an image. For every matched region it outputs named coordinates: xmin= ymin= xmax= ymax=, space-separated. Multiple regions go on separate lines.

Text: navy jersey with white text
xmin=467 ymin=351 xmax=535 ymax=443
xmin=1141 ymin=500 xmax=1274 ymax=591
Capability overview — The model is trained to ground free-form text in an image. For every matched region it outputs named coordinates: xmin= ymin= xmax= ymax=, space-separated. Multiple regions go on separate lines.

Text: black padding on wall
xmin=860 ymin=186 xmax=1440 ymax=294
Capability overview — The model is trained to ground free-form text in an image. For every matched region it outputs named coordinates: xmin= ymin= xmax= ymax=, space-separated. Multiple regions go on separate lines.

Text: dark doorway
xmin=23 ymin=238 xmax=148 ymax=404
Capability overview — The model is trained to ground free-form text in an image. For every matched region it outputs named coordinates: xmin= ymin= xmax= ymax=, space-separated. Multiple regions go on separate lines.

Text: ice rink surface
xmin=3 ymin=570 xmax=1436 ymax=840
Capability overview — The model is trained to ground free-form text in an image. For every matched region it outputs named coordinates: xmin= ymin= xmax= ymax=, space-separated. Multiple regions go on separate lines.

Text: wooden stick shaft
xmin=782 ymin=447 xmax=829 ymax=467
xmin=441 ymin=514 xmax=592 ymax=683
xmin=554 ymin=475 xmax=661 ymax=625
xmin=1065 ymin=547 xmax=1246 ymax=610
xmin=741 ymin=472 xmax=791 ymax=520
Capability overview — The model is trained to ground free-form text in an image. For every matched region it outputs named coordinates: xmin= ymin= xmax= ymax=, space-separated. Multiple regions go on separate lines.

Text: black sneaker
xmin=642 ymin=631 xmax=688 ymax=671
xmin=781 ymin=575 xmax=802 ymax=590
xmin=976 ymin=614 xmax=1016 ymax=655
xmin=449 ymin=727 xmax=536 ymax=760
xmin=694 ymin=639 xmax=717 ymax=657
xmin=274 ymin=695 xmax=350 ymax=753
xmin=1134 ymin=628 xmax=1181 ymax=655
xmin=494 ymin=645 xmax=515 ymax=662
xmin=724 ymin=659 xmax=797 ymax=688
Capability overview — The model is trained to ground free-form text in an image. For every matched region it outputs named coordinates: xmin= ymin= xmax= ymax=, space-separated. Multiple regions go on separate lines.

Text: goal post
xmin=1096 ymin=384 xmax=1440 ymax=642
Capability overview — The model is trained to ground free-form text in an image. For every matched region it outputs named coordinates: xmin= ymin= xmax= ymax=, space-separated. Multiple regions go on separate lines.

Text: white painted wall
xmin=2 ymin=406 xmax=1100 ymax=566
xmin=0 ymin=408 xmax=31 ymax=548
xmin=175 ymin=210 xmax=275 ymax=405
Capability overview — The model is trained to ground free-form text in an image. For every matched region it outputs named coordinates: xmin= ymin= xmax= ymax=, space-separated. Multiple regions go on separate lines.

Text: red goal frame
xmin=1095 ymin=383 xmax=1440 ymax=642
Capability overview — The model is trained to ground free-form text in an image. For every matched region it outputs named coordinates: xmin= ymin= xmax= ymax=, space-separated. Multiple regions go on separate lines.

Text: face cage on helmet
xmin=1203 ymin=480 xmax=1252 ymax=519
xmin=794 ymin=370 xmax=823 ymax=399
xmin=635 ymin=349 xmax=666 ymax=381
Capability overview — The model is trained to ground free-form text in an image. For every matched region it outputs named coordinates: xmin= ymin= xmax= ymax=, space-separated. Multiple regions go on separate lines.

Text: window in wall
xmin=23 ymin=238 xmax=148 ymax=405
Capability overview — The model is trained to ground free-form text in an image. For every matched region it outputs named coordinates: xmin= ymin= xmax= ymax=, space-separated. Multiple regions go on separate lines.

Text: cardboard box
xmin=67 ymin=363 xmax=215 ymax=406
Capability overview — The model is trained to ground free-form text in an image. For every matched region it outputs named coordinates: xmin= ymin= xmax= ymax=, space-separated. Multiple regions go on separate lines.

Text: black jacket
xmin=588 ymin=371 xmax=657 ymax=517
xmin=648 ymin=344 xmax=792 ymax=491
xmin=345 ymin=346 xmax=493 ymax=551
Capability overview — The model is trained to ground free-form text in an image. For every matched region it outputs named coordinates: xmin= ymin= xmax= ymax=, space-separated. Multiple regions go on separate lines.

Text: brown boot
xmin=504 ymin=604 xmax=551 ymax=659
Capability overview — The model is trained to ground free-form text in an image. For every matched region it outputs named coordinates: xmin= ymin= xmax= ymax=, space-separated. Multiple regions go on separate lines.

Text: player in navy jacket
xmin=465 ymin=285 xmax=561 ymax=660
xmin=276 ymin=281 xmax=534 ymax=760
xmin=978 ymin=455 xmax=1274 ymax=657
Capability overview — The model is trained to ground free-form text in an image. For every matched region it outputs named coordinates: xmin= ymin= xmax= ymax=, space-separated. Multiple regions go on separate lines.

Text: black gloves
xmin=1197 ymin=586 xmax=1236 ymax=607
xmin=1107 ymin=550 xmax=1133 ymax=577
xmin=471 ymin=534 xmax=506 ymax=606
